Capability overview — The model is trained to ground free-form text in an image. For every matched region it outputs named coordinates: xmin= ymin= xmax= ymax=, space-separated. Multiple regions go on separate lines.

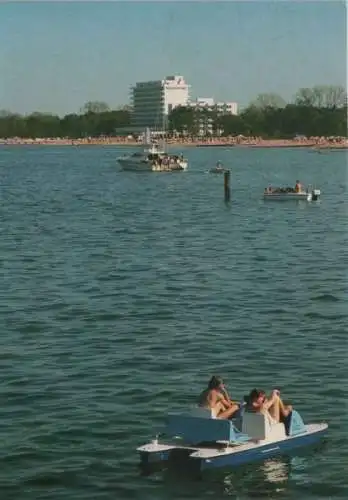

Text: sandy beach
xmin=0 ymin=136 xmax=347 ymax=149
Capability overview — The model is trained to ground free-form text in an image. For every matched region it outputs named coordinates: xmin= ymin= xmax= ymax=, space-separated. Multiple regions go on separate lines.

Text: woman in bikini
xmin=198 ymin=376 xmax=239 ymax=419
xmin=247 ymin=388 xmax=293 ymax=423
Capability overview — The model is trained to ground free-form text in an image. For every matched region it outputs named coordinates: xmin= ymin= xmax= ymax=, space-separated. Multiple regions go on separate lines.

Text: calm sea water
xmin=0 ymin=145 xmax=347 ymax=500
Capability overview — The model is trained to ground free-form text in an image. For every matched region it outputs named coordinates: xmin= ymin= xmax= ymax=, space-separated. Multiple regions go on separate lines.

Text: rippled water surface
xmin=0 ymin=145 xmax=347 ymax=499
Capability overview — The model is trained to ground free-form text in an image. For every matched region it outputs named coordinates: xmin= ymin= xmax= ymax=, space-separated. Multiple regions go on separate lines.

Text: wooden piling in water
xmin=224 ymin=170 xmax=231 ymax=202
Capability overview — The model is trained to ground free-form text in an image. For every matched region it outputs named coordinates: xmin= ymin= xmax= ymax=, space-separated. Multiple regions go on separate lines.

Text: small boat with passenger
xmin=137 ymin=383 xmax=328 ymax=472
xmin=209 ymin=161 xmax=228 ymax=174
xmin=263 ymin=181 xmax=321 ymax=201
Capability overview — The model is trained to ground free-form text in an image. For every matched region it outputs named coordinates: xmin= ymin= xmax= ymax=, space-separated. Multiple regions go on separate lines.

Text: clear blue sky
xmin=1 ymin=1 xmax=346 ymax=116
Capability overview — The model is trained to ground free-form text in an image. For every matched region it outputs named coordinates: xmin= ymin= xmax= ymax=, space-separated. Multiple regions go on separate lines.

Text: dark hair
xmin=208 ymin=376 xmax=223 ymax=390
xmin=248 ymin=388 xmax=265 ymax=403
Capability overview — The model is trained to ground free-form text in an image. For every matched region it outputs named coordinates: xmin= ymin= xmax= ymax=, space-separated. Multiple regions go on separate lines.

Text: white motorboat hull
xmin=264 ymin=192 xmax=312 ymax=201
xmin=263 ymin=189 xmax=320 ymax=201
xmin=117 ymin=158 xmax=153 ymax=171
xmin=118 ymin=159 xmax=188 ymax=172
xmin=152 ymin=160 xmax=188 ymax=172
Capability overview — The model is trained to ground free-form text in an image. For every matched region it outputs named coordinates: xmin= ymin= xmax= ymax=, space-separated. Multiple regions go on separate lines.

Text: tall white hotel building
xmin=130 ymin=75 xmax=190 ymax=130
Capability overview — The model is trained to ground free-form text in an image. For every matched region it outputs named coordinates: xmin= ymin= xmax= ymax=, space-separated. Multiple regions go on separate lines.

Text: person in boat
xmin=216 ymin=161 xmax=223 ymax=169
xmin=246 ymin=388 xmax=292 ymax=424
xmin=295 ymin=180 xmax=302 ymax=193
xmin=198 ymin=376 xmax=239 ymax=419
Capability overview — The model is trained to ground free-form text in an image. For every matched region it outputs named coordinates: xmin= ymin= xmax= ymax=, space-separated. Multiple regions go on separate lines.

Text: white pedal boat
xmin=137 ymin=406 xmax=328 ymax=472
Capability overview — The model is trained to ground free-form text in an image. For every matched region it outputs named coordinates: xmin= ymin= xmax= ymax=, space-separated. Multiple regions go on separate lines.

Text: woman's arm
xmin=208 ymin=390 xmax=219 ymax=408
xmin=220 ymin=387 xmax=235 ymax=407
xmin=208 ymin=390 xmax=230 ymax=410
xmin=221 ymin=386 xmax=231 ymax=400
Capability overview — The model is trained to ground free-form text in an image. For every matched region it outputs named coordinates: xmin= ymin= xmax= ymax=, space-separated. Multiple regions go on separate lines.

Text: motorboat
xmin=263 ymin=186 xmax=321 ymax=201
xmin=137 ymin=405 xmax=327 ymax=472
xmin=117 ymin=142 xmax=188 ymax=172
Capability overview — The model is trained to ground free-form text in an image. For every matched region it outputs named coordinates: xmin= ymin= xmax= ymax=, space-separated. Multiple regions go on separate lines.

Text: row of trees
xmin=0 ymin=86 xmax=346 ymax=139
xmin=168 ymin=86 xmax=347 ymax=138
xmin=0 ymin=102 xmax=131 ymax=139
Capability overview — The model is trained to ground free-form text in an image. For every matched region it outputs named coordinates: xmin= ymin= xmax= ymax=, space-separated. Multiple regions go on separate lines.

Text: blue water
xmin=0 ymin=145 xmax=347 ymax=499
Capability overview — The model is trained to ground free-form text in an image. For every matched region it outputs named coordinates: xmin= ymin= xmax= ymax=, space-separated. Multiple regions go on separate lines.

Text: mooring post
xmin=224 ymin=170 xmax=231 ymax=202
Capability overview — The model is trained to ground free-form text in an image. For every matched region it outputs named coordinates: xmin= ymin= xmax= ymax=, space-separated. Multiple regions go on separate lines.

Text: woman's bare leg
xmin=263 ymin=392 xmax=277 ymax=410
xmin=266 ymin=395 xmax=292 ymax=422
xmin=278 ymin=398 xmax=292 ymax=417
xmin=267 ymin=396 xmax=280 ymax=422
xmin=212 ymin=401 xmax=225 ymax=417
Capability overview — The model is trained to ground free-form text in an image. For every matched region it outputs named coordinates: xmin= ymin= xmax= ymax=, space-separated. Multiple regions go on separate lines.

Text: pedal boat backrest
xmin=189 ymin=407 xmax=217 ymax=419
xmin=242 ymin=411 xmax=286 ymax=441
xmin=165 ymin=407 xmax=246 ymax=445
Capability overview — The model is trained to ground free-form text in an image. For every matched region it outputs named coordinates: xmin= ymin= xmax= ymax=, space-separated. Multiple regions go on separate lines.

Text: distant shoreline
xmin=0 ymin=138 xmax=347 ymax=150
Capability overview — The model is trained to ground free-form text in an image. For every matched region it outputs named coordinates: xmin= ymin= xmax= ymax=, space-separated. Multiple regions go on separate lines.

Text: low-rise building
xmin=189 ymin=97 xmax=238 ymax=115
xmin=189 ymin=97 xmax=238 ymax=136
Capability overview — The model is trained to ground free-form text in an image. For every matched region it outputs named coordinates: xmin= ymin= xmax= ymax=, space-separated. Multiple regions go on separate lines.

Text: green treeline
xmin=0 ymin=103 xmax=131 ymax=139
xmin=169 ymin=86 xmax=347 ymax=138
xmin=0 ymin=86 xmax=346 ymax=139
xmin=169 ymin=102 xmax=347 ymax=138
